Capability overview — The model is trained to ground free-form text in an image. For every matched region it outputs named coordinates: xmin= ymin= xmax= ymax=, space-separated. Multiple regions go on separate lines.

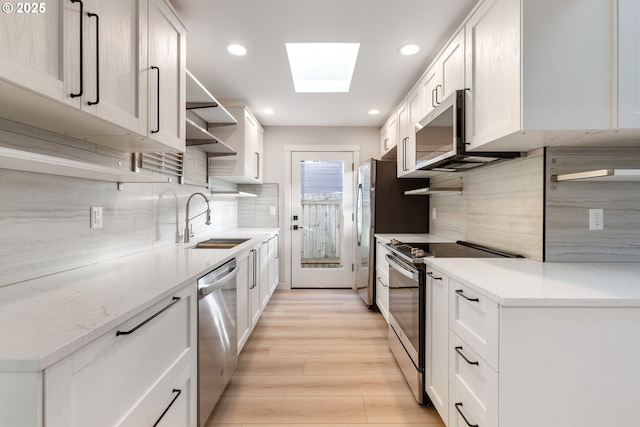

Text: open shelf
xmin=551 ymin=169 xmax=640 ymax=182
xmin=404 ymin=186 xmax=463 ymax=195
xmin=0 ymin=147 xmax=170 ymax=183
xmin=186 ymin=70 xmax=237 ymax=125
xmin=185 ymin=118 xmax=236 ymax=155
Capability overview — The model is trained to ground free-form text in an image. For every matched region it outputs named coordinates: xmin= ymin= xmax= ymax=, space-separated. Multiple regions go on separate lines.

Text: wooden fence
xmin=300 ymin=195 xmax=343 ymax=267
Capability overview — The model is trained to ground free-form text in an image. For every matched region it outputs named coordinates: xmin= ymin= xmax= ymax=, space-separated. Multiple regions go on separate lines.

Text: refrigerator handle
xmin=356 ymin=183 xmax=363 ymax=246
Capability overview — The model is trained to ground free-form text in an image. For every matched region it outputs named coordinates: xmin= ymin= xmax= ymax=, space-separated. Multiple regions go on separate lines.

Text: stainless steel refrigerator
xmin=355 ymin=159 xmax=429 ymax=307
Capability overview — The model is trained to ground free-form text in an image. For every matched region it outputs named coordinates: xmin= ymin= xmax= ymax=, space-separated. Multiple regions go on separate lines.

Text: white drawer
xmin=45 ymin=286 xmax=195 ymax=427
xmin=449 ymin=279 xmax=499 ymax=370
xmin=449 ymin=331 xmax=498 ymax=427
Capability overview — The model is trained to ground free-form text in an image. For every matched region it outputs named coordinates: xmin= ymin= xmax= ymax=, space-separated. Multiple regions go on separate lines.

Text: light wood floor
xmin=204 ymin=289 xmax=445 ymax=427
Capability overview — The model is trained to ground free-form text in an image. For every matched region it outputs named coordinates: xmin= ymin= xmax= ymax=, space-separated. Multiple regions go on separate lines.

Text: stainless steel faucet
xmin=184 ymin=192 xmax=211 ymax=243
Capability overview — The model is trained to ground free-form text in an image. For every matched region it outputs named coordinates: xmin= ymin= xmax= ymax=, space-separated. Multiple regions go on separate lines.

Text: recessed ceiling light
xmin=399 ymin=43 xmax=420 ymax=56
xmin=368 ymin=109 xmax=380 ymax=115
xmin=263 ymin=108 xmax=275 ymax=114
xmin=227 ymin=43 xmax=247 ymax=56
xmin=285 ymin=43 xmax=360 ymax=93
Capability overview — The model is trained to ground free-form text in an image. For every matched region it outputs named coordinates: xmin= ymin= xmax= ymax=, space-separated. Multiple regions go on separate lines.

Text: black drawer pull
xmin=116 ymin=296 xmax=180 ymax=336
xmin=427 ymin=271 xmax=442 ymax=280
xmin=455 ymin=402 xmax=479 ymax=427
xmin=455 ymin=289 xmax=479 ymax=302
xmin=153 ymin=388 xmax=181 ymax=427
xmin=455 ymin=346 xmax=479 ymax=365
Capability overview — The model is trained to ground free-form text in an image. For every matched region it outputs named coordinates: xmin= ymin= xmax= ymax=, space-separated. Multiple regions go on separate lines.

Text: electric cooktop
xmin=387 ymin=239 xmax=522 ymax=263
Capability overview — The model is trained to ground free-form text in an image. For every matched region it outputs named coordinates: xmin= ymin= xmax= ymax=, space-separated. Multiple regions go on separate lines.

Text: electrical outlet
xmin=90 ymin=206 xmax=103 ymax=229
xmin=269 ymin=206 xmax=276 ymax=216
xmin=589 ymin=208 xmax=603 ymax=230
xmin=432 ymin=207 xmax=437 ymax=220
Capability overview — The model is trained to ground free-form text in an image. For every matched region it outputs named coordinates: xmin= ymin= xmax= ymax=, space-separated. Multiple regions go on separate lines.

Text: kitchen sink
xmin=191 ymin=238 xmax=250 ymax=249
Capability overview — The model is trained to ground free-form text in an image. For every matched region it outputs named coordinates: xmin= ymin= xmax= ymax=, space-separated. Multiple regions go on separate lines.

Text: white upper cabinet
xmin=423 ymin=29 xmax=465 ymax=118
xmin=0 ymin=0 xmax=65 ymax=101
xmin=464 ymin=0 xmax=612 ymax=151
xmin=147 ymin=0 xmax=186 ymax=152
xmin=64 ymin=0 xmax=147 ymax=137
xmin=397 ymin=90 xmax=423 ymax=177
xmin=209 ymin=107 xmax=264 ymax=184
xmin=380 ymin=113 xmax=398 ymax=159
xmin=0 ymin=0 xmax=186 ymax=153
xmin=617 ymin=0 xmax=640 ymax=129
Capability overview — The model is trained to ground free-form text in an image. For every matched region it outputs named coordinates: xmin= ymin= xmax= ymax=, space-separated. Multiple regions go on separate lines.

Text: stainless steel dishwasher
xmin=198 ymin=258 xmax=238 ymax=426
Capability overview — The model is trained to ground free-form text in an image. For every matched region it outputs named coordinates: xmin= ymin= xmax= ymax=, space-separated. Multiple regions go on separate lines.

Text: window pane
xmin=299 ymin=160 xmax=344 ymax=269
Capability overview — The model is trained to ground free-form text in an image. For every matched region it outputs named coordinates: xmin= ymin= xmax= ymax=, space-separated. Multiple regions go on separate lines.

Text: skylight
xmin=285 ymin=43 xmax=360 ymax=93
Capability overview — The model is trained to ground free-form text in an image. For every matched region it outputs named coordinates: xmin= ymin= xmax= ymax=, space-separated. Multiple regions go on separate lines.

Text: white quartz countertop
xmin=430 ymin=258 xmax=640 ymax=307
xmin=0 ymin=228 xmax=278 ymax=372
xmin=375 ymin=233 xmax=640 ymax=307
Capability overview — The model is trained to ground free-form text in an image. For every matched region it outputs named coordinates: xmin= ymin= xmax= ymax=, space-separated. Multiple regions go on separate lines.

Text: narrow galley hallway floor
xmin=204 ymin=289 xmax=445 ymax=427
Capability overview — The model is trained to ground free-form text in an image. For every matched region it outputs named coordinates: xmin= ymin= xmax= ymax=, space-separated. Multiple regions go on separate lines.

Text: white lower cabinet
xmin=236 ymin=249 xmax=252 ymax=353
xmin=375 ymin=240 xmax=390 ymax=321
xmin=239 ymin=232 xmax=279 ymax=352
xmin=424 ymin=266 xmax=450 ymax=424
xmin=44 ymin=284 xmax=197 ymax=427
xmin=440 ymin=272 xmax=640 ymax=427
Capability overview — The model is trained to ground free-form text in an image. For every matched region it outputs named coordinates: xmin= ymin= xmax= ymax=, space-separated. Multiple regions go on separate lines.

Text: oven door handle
xmin=385 ymin=254 xmax=419 ymax=280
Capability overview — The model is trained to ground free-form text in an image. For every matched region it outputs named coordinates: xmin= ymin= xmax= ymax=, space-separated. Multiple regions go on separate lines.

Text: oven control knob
xmin=411 ymin=248 xmax=424 ymax=257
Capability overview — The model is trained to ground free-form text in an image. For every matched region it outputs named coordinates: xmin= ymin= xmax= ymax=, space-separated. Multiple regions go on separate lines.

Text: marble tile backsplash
xmin=238 ymin=184 xmax=279 ymax=228
xmin=545 ymin=147 xmax=640 ymax=262
xmin=0 ymin=119 xmax=237 ymax=287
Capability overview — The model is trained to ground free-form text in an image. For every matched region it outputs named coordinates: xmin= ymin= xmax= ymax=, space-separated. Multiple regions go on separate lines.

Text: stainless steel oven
xmin=386 ymin=252 xmax=426 ymax=404
xmin=385 ymin=239 xmax=522 ymax=405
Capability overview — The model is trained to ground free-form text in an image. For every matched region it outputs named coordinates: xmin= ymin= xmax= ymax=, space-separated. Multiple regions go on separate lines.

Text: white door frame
xmin=283 ymin=145 xmax=360 ymax=290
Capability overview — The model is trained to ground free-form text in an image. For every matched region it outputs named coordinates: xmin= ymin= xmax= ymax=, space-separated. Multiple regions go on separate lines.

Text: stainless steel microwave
xmin=415 ymin=90 xmax=520 ymax=172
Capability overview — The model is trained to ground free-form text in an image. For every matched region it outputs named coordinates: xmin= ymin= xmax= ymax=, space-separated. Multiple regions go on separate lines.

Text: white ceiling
xmin=170 ymin=0 xmax=478 ymax=127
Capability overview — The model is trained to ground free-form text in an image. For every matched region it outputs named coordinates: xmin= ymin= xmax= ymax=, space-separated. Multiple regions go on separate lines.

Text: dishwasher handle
xmin=198 ymin=263 xmax=238 ymax=297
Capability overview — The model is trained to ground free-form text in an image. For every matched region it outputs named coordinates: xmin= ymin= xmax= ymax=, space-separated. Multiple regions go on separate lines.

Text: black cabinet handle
xmin=87 ymin=12 xmax=100 ymax=105
xmin=116 ymin=296 xmax=180 ymax=336
xmin=153 ymin=388 xmax=182 ymax=427
xmin=427 ymin=271 xmax=442 ymax=280
xmin=70 ymin=0 xmax=84 ymax=98
xmin=455 ymin=289 xmax=479 ymax=302
xmin=455 ymin=346 xmax=479 ymax=365
xmin=431 ymin=88 xmax=437 ymax=108
xmin=151 ymin=66 xmax=160 ymax=133
xmin=455 ymin=402 xmax=479 ymax=427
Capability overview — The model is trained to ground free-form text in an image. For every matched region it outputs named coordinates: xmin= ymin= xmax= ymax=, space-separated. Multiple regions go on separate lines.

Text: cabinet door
xmin=380 ymin=113 xmax=398 ymax=157
xmin=464 ymin=0 xmax=520 ymax=149
xmin=396 ymin=102 xmax=409 ymax=176
xmin=236 ymin=251 xmax=251 ymax=353
xmin=425 ymin=266 xmax=449 ymax=423
xmin=268 ymin=235 xmax=279 ymax=294
xmin=148 ymin=0 xmax=186 ymax=151
xmin=617 ymin=0 xmax=640 ymax=128
xmin=398 ymin=90 xmax=422 ymax=177
xmin=420 ymin=67 xmax=439 ymax=118
xmin=439 ymin=29 xmax=465 ymax=103
xmin=245 ymin=112 xmax=263 ymax=183
xmin=249 ymin=249 xmax=261 ymax=328
xmin=0 ymin=0 xmax=66 ymax=101
xmin=259 ymin=240 xmax=269 ymax=307
xmin=91 ymin=0 xmax=147 ymax=135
